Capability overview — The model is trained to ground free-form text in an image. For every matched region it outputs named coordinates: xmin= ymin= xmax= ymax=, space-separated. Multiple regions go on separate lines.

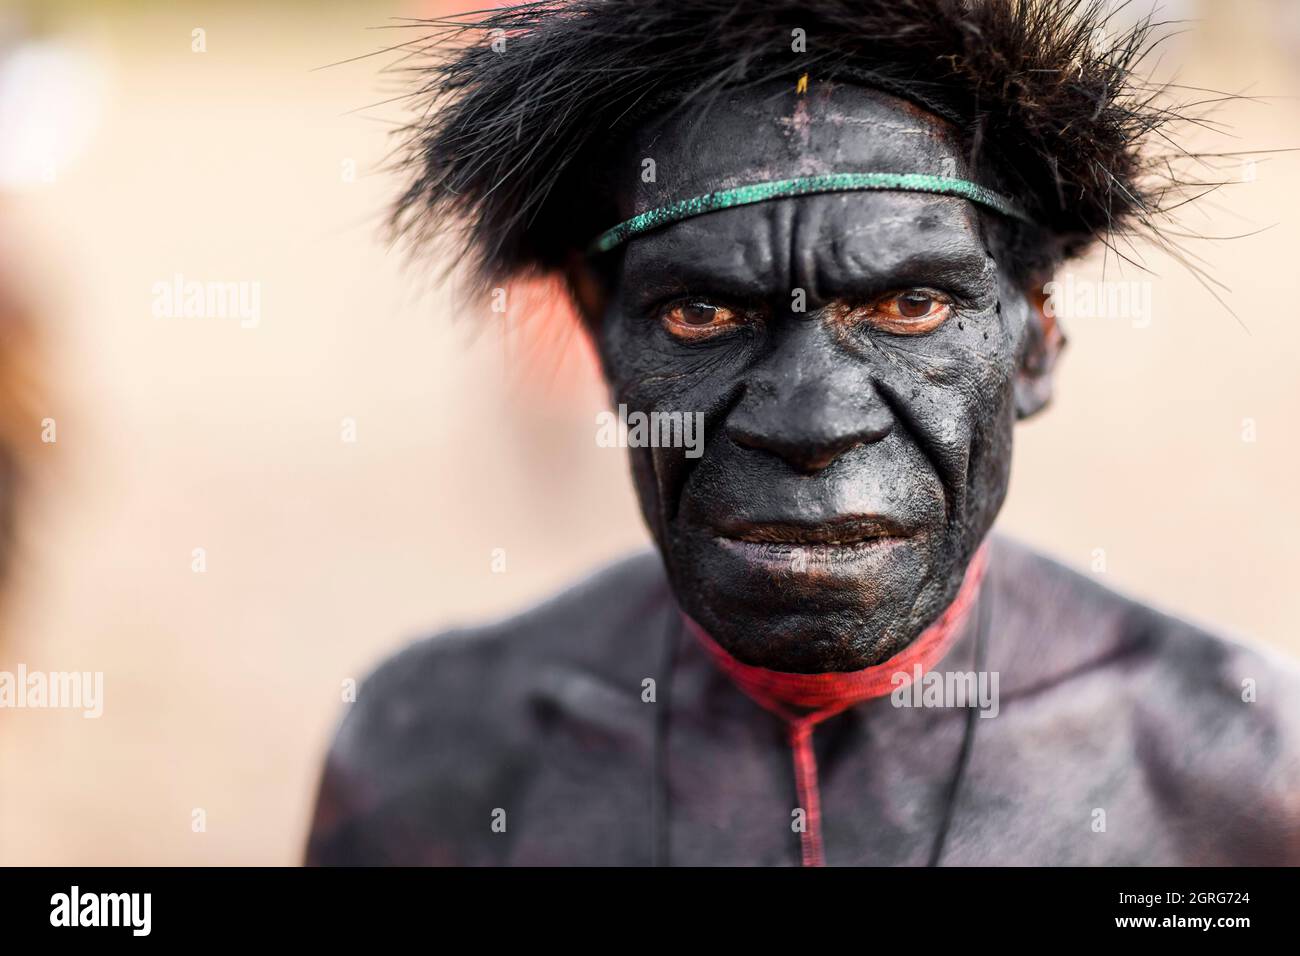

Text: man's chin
xmin=663 ymin=526 xmax=950 ymax=671
xmin=684 ymin=604 xmax=917 ymax=673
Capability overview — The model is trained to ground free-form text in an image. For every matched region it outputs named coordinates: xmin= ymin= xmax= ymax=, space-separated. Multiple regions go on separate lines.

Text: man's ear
xmin=1014 ymin=278 xmax=1066 ymax=420
xmin=564 ymin=253 xmax=610 ymax=329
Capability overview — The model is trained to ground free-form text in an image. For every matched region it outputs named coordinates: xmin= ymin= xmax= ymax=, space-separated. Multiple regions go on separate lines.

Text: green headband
xmin=588 ymin=171 xmax=1033 ymax=254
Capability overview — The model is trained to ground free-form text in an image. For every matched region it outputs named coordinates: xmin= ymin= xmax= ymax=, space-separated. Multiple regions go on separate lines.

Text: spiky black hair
xmin=388 ymin=0 xmax=1215 ymax=290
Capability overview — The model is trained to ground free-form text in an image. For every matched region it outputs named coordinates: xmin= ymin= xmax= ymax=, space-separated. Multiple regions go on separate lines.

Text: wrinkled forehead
xmin=614 ymin=82 xmax=993 ymax=299
xmin=622 ymin=81 xmax=973 ymax=214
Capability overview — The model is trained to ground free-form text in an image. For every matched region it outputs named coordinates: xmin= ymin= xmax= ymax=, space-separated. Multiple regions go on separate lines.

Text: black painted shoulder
xmin=304 ymin=550 xmax=672 ymax=865
xmin=986 ymin=534 xmax=1300 ymax=862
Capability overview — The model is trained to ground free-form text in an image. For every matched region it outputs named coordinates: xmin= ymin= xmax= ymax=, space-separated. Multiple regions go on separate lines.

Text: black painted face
xmin=584 ymin=82 xmax=1051 ymax=673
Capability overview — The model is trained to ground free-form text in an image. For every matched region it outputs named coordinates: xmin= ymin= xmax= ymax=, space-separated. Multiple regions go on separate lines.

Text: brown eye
xmin=897 ymin=292 xmax=934 ymax=318
xmin=662 ymin=301 xmax=741 ymax=341
xmin=682 ymin=304 xmax=715 ymax=325
xmin=861 ymin=289 xmax=952 ymax=334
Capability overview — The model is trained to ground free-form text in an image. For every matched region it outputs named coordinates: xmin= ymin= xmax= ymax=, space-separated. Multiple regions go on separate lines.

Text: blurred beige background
xmin=0 ymin=0 xmax=1297 ymax=865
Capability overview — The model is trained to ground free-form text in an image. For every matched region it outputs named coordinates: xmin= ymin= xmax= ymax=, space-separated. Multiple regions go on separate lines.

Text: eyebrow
xmin=823 ymin=240 xmax=996 ymax=300
xmin=622 ymin=213 xmax=995 ymax=306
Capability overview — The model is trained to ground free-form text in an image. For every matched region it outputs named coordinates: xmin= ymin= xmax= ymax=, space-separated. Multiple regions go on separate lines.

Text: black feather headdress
xmin=388 ymin=0 xmax=1217 ymax=290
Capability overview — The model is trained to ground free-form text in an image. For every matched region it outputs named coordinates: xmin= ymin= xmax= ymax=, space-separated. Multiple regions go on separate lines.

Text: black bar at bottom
xmin=0 ymin=865 xmax=1284 ymax=942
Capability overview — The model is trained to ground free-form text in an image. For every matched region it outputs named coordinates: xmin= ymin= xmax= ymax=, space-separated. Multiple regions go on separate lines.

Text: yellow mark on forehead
xmin=795 ymin=73 xmax=809 ymax=95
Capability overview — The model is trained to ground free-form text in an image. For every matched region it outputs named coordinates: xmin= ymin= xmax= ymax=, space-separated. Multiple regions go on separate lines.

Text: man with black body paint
xmin=306 ymin=0 xmax=1300 ymax=866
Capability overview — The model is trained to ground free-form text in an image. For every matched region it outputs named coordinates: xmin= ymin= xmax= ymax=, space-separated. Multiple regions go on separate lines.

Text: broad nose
xmin=725 ymin=321 xmax=894 ymax=474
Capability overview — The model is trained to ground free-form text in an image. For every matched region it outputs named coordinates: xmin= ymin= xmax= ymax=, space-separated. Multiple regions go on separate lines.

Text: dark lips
xmin=711 ymin=513 xmax=910 ymax=547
